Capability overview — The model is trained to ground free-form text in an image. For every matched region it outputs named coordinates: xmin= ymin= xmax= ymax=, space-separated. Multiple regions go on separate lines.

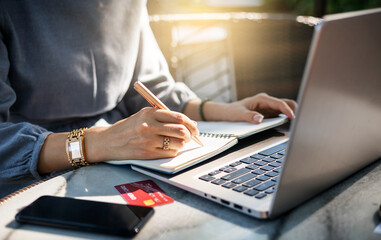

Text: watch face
xmin=68 ymin=140 xmax=82 ymax=159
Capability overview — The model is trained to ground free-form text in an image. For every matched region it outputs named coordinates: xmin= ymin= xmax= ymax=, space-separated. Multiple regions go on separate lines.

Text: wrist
xmin=65 ymin=128 xmax=90 ymax=167
xmin=202 ymin=101 xmax=227 ymax=121
xmin=83 ymin=127 xmax=107 ymax=163
xmin=199 ymin=99 xmax=211 ymax=121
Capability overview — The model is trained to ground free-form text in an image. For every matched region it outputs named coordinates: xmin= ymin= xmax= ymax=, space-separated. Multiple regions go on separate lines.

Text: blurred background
xmin=147 ymin=0 xmax=381 ymax=102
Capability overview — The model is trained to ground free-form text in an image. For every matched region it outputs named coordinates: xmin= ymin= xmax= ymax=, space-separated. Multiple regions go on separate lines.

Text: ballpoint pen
xmin=134 ymin=80 xmax=203 ymax=146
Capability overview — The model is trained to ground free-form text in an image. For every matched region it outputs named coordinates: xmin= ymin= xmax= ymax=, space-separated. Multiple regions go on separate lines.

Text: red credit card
xmin=115 ymin=180 xmax=174 ymax=207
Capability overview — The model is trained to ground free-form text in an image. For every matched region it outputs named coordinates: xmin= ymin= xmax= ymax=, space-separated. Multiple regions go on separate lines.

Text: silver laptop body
xmin=133 ymin=8 xmax=381 ymax=219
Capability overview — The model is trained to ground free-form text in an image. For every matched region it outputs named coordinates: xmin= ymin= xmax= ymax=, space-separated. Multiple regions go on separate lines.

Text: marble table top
xmin=1 ymin=158 xmax=380 ymax=240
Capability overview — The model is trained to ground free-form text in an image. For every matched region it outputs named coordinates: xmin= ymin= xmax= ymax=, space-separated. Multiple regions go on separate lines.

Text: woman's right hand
xmin=85 ymin=107 xmax=199 ymax=163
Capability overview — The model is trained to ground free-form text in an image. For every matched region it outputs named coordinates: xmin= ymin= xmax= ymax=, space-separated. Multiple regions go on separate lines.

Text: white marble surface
xmin=1 ymin=159 xmax=381 ymax=240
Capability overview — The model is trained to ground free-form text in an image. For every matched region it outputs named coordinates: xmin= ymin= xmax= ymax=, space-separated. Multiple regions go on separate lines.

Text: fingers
xmin=153 ymin=135 xmax=186 ymax=150
xmin=267 ymin=96 xmax=294 ymax=119
xmin=282 ymin=98 xmax=297 ymax=112
xmin=242 ymin=110 xmax=264 ymax=124
xmin=154 ymin=109 xmax=199 ymax=138
xmin=133 ymin=134 xmax=187 ymax=159
xmin=137 ymin=108 xmax=197 ymax=147
xmin=254 ymin=94 xmax=296 ymax=120
xmin=101 ymin=107 xmax=200 ymax=161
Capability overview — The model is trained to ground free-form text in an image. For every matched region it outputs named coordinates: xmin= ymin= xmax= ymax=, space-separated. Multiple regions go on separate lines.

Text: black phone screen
xmin=15 ymin=195 xmax=154 ymax=237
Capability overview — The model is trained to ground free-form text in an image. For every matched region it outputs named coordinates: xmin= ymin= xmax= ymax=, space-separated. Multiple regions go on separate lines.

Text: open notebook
xmin=107 ymin=115 xmax=287 ymax=174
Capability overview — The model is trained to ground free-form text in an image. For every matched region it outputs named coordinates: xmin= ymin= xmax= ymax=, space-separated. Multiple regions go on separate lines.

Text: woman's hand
xmin=85 ymin=107 xmax=199 ymax=162
xmin=184 ymin=93 xmax=297 ymax=124
xmin=38 ymin=94 xmax=295 ymax=174
xmin=216 ymin=93 xmax=297 ymax=124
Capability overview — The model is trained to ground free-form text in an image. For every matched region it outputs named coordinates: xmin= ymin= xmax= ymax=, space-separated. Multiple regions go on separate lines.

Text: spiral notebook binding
xmin=199 ymin=132 xmax=235 ymax=139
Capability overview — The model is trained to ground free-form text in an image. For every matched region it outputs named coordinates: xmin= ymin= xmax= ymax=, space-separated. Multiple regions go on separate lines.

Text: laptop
xmin=132 ymin=8 xmax=381 ymax=219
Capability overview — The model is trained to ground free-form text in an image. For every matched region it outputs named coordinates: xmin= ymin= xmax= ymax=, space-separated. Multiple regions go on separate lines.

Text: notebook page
xmin=107 ymin=134 xmax=237 ymax=172
xmin=197 ymin=115 xmax=287 ymax=139
xmin=159 ymin=134 xmax=236 ymax=169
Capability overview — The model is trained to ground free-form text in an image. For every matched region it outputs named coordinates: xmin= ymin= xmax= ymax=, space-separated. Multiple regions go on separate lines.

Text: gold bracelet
xmin=65 ymin=128 xmax=90 ymax=167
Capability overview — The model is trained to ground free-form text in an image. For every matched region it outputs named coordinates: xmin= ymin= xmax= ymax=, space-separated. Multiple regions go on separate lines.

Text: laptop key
xmin=219 ymin=166 xmax=230 ymax=171
xmin=255 ymin=193 xmax=267 ymax=199
xmin=256 ymin=175 xmax=270 ymax=181
xmin=273 ymin=168 xmax=281 ymax=173
xmin=264 ymin=171 xmax=278 ymax=177
xmin=276 ymin=158 xmax=284 ymax=163
xmin=271 ymin=153 xmax=283 ymax=159
xmin=208 ymin=170 xmax=221 ymax=176
xmin=250 ymin=154 xmax=264 ymax=159
xmin=271 ymin=177 xmax=279 ymax=182
xmin=230 ymin=161 xmax=242 ymax=167
xmin=243 ymin=179 xmax=261 ymax=188
xmin=278 ymin=150 xmax=286 ymax=155
xmin=254 ymin=161 xmax=267 ymax=166
xmin=258 ymin=143 xmax=287 ymax=156
xmin=244 ymin=189 xmax=259 ymax=196
xmin=265 ymin=188 xmax=275 ymax=194
xmin=199 ymin=175 xmax=215 ymax=182
xmin=224 ymin=167 xmax=237 ymax=173
xmin=232 ymin=173 xmax=256 ymax=184
xmin=262 ymin=157 xmax=275 ymax=163
xmin=221 ymin=168 xmax=250 ymax=181
xmin=222 ymin=182 xmax=236 ymax=189
xmin=240 ymin=157 xmax=256 ymax=164
xmin=252 ymin=169 xmax=265 ymax=175
xmin=254 ymin=181 xmax=276 ymax=191
xmin=211 ymin=179 xmax=226 ymax=185
xmin=245 ymin=164 xmax=259 ymax=170
xmin=233 ymin=185 xmax=248 ymax=192
xmin=260 ymin=165 xmax=274 ymax=171
xmin=269 ymin=162 xmax=282 ymax=167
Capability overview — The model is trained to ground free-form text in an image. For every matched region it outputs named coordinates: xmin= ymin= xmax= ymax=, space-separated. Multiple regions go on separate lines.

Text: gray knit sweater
xmin=0 ymin=0 xmax=197 ymax=197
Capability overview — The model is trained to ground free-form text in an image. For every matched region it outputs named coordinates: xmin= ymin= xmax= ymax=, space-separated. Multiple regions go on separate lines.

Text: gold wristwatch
xmin=65 ymin=128 xmax=90 ymax=167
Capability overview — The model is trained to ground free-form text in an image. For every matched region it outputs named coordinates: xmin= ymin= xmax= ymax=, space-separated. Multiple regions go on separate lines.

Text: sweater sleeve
xmin=0 ymin=122 xmax=52 ymax=181
xmin=0 ymin=25 xmax=52 ymax=182
xmin=122 ymin=8 xmax=198 ymax=115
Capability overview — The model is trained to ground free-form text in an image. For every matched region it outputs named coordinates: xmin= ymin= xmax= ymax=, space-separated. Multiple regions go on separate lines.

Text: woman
xmin=0 ymin=1 xmax=296 ymax=197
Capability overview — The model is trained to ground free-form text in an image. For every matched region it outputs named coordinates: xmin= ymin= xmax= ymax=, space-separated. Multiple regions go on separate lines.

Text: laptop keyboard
xmin=198 ymin=142 xmax=288 ymax=200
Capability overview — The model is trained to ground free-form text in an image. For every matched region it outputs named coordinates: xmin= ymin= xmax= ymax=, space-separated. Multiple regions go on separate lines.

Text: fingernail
xmin=253 ymin=114 xmax=264 ymax=123
xmin=288 ymin=111 xmax=295 ymax=120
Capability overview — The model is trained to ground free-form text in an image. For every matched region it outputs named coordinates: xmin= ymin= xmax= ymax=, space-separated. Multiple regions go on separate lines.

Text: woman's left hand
xmin=200 ymin=93 xmax=297 ymax=124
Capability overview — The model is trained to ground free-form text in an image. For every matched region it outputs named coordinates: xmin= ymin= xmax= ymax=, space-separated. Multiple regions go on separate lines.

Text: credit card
xmin=115 ymin=180 xmax=174 ymax=207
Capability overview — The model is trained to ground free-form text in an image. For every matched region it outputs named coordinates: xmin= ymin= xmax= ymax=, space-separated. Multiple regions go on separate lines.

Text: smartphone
xmin=15 ymin=195 xmax=154 ymax=237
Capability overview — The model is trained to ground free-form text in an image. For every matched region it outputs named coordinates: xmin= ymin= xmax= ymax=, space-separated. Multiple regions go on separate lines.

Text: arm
xmin=38 ymin=107 xmax=199 ymax=173
xmin=0 ymin=5 xmax=200 ymax=176
xmin=35 ymin=93 xmax=297 ymax=174
xmin=183 ymin=94 xmax=296 ymax=123
xmin=2 ymin=2 xmax=296 ymax=179
xmin=0 ymin=28 xmax=56 ymax=181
